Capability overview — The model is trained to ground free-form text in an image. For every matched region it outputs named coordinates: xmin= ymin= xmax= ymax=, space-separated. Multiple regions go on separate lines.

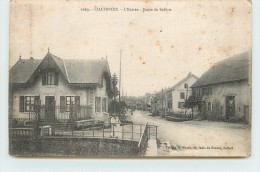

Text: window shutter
xmin=60 ymin=96 xmax=66 ymax=113
xmin=75 ymin=96 xmax=80 ymax=106
xmin=19 ymin=96 xmax=24 ymax=112
xmin=34 ymin=96 xmax=40 ymax=112
xmin=55 ymin=72 xmax=58 ymax=85
xmin=42 ymin=73 xmax=46 ymax=85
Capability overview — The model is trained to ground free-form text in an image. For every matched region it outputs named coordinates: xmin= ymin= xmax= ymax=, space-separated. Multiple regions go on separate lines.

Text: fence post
xmin=92 ymin=120 xmax=95 ymax=137
xmin=103 ymin=122 xmax=105 ymax=138
xmin=122 ymin=124 xmax=124 ymax=139
xmin=131 ymin=123 xmax=133 ymax=140
xmin=140 ymin=125 xmax=142 ymax=138
xmin=148 ymin=125 xmax=150 ymax=139
xmin=155 ymin=126 xmax=157 ymax=140
xmin=113 ymin=124 xmax=114 ymax=138
xmin=84 ymin=107 xmax=86 ymax=120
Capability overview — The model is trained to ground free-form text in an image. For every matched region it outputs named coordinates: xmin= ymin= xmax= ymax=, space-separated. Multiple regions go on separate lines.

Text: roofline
xmin=63 ymin=60 xmax=70 ymax=82
xmin=10 ymin=52 xmax=111 ymax=84
xmin=9 ymin=58 xmax=22 ymax=70
xmin=190 ymin=74 xmax=199 ymax=79
xmin=67 ymin=83 xmax=98 ymax=88
xmin=167 ymin=73 xmax=198 ymax=92
xmin=191 ymin=78 xmax=248 ymax=88
xmin=68 ymin=83 xmax=98 ymax=85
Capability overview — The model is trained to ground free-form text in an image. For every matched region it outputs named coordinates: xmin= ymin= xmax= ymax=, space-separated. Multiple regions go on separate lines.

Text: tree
xmin=185 ymin=95 xmax=198 ymax=119
xmin=110 ymin=73 xmax=121 ymax=115
xmin=111 ymin=73 xmax=119 ymax=101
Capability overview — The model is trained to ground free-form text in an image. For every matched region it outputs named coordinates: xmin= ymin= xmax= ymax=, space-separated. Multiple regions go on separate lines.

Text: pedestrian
xmin=114 ymin=116 xmax=122 ymax=138
xmin=110 ymin=114 xmax=121 ymax=138
xmin=110 ymin=114 xmax=116 ymax=138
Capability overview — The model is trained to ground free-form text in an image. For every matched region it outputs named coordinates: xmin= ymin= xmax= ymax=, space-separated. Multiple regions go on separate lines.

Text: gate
xmin=226 ymin=96 xmax=236 ymax=119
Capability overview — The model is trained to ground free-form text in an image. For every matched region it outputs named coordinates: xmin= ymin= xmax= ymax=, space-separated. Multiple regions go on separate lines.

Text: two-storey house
xmin=9 ymin=51 xmax=113 ymax=124
xmin=191 ymin=52 xmax=251 ymax=124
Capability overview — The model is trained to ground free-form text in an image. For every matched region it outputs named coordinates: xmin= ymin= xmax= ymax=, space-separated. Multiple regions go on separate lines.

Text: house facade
xmin=9 ymin=51 xmax=113 ymax=123
xmin=166 ymin=73 xmax=198 ymax=115
xmin=191 ymin=52 xmax=251 ymax=124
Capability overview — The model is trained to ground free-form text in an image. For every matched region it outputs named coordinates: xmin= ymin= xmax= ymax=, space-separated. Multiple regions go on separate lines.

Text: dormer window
xmin=42 ymin=71 xmax=58 ymax=85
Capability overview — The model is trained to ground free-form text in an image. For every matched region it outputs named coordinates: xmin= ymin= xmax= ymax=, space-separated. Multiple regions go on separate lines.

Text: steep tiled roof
xmin=9 ymin=52 xmax=111 ymax=85
xmin=64 ymin=59 xmax=109 ymax=83
xmin=191 ymin=52 xmax=250 ymax=88
xmin=49 ymin=53 xmax=69 ymax=81
xmin=9 ymin=58 xmax=41 ymax=83
xmin=167 ymin=73 xmax=198 ymax=92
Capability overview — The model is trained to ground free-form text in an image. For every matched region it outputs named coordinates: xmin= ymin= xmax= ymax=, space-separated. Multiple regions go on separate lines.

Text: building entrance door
xmin=244 ymin=105 xmax=249 ymax=124
xmin=45 ymin=96 xmax=56 ymax=123
xmin=225 ymin=96 xmax=235 ymax=119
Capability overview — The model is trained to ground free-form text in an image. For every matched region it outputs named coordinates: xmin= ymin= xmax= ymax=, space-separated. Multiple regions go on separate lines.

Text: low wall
xmin=10 ymin=137 xmax=139 ymax=157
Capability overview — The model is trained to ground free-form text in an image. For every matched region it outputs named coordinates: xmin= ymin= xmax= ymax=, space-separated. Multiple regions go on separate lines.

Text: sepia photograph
xmin=8 ymin=0 xmax=251 ymax=158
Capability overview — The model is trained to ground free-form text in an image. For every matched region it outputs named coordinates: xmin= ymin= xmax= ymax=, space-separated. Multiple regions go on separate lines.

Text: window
xmin=208 ymin=102 xmax=212 ymax=111
xmin=178 ymin=102 xmax=185 ymax=109
xmin=220 ymin=106 xmax=223 ymax=114
xmin=202 ymin=86 xmax=212 ymax=96
xmin=60 ymin=96 xmax=80 ymax=112
xmin=25 ymin=96 xmax=34 ymax=112
xmin=167 ymin=102 xmax=172 ymax=110
xmin=202 ymin=87 xmax=207 ymax=96
xmin=95 ymin=97 xmax=101 ymax=113
xmin=184 ymin=83 xmax=188 ymax=89
xmin=42 ymin=71 xmax=58 ymax=85
xmin=198 ymin=88 xmax=202 ymax=97
xmin=167 ymin=93 xmax=172 ymax=100
xmin=102 ymin=98 xmax=107 ymax=112
xmin=47 ymin=72 xmax=55 ymax=85
xmin=19 ymin=96 xmax=40 ymax=112
xmin=208 ymin=87 xmax=212 ymax=95
xmin=99 ymin=77 xmax=104 ymax=88
xmin=180 ymin=92 xmax=185 ymax=99
xmin=66 ymin=96 xmax=75 ymax=111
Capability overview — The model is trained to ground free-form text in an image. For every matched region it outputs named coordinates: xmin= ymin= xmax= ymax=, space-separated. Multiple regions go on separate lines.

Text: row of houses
xmin=150 ymin=51 xmax=251 ymax=124
xmin=9 ymin=50 xmax=251 ymax=124
xmin=150 ymin=72 xmax=198 ymax=117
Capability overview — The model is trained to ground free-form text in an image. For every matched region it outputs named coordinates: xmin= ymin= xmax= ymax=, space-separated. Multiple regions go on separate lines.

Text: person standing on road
xmin=115 ymin=116 xmax=122 ymax=138
xmin=110 ymin=114 xmax=122 ymax=138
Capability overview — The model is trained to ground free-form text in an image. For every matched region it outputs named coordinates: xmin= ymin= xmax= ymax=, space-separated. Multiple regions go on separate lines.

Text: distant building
xmin=166 ymin=72 xmax=198 ymax=115
xmin=150 ymin=91 xmax=164 ymax=116
xmin=9 ymin=51 xmax=113 ymax=123
xmin=142 ymin=93 xmax=154 ymax=111
xmin=191 ymin=52 xmax=251 ymax=124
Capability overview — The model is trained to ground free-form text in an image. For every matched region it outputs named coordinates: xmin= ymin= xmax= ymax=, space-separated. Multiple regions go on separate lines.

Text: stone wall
xmin=10 ymin=137 xmax=140 ymax=157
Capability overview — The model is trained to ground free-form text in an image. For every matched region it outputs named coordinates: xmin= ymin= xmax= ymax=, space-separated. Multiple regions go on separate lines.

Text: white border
xmin=1 ymin=0 xmax=260 ymax=171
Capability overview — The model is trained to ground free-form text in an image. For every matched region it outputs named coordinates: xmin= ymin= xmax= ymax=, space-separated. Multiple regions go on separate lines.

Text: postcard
xmin=9 ymin=0 xmax=251 ymax=158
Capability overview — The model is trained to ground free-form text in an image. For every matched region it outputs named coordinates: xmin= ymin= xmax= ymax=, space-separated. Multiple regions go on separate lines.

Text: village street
xmin=126 ymin=110 xmax=251 ymax=157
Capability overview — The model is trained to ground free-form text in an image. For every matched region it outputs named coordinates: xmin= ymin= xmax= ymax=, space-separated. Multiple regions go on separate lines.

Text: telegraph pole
xmin=164 ymin=87 xmax=167 ymax=119
xmin=184 ymin=83 xmax=189 ymax=117
xmin=119 ymin=49 xmax=122 ymax=102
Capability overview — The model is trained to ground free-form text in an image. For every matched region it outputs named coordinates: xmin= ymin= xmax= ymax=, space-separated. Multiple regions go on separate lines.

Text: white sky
xmin=9 ymin=0 xmax=251 ymax=96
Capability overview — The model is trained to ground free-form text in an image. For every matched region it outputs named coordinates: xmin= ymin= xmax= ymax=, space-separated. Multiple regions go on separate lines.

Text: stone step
xmin=145 ymin=139 xmax=158 ymax=156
